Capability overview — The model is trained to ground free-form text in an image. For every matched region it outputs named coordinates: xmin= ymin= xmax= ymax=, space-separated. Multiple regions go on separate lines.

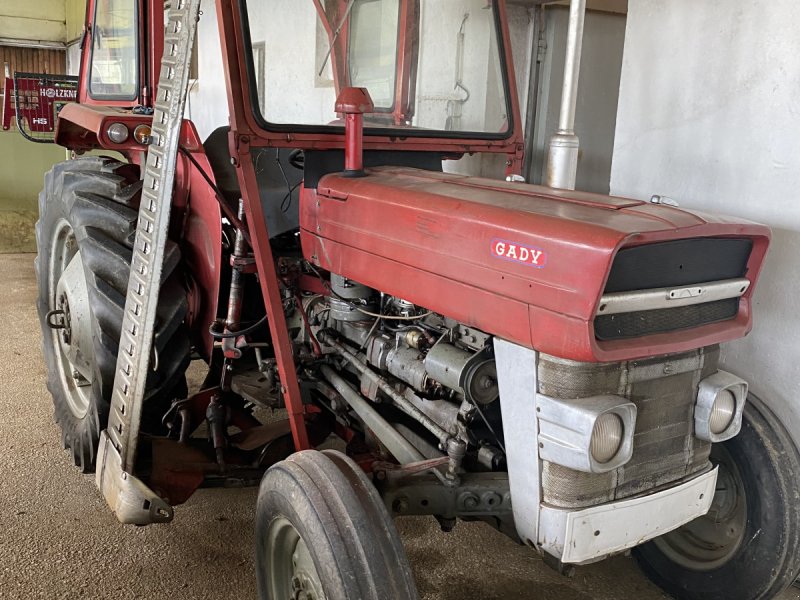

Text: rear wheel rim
xmin=48 ymin=219 xmax=93 ymax=419
xmin=265 ymin=516 xmax=325 ymax=600
xmin=652 ymin=444 xmax=748 ymax=571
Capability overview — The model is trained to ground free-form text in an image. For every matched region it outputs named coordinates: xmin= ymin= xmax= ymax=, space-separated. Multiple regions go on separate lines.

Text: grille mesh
xmin=539 ymin=346 xmax=718 ymax=508
xmin=594 ymin=298 xmax=739 ymax=341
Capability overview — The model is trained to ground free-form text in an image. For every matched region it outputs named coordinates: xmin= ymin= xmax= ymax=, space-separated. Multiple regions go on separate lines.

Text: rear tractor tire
xmin=255 ymin=449 xmax=419 ymax=600
xmin=635 ymin=394 xmax=800 ymax=600
xmin=35 ymin=157 xmax=191 ymax=472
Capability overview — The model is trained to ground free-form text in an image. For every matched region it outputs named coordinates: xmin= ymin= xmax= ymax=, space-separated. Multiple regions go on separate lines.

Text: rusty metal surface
xmin=230 ymin=370 xmax=283 ymax=408
xmin=230 ymin=421 xmax=292 ymax=452
xmin=149 ymin=420 xmax=295 ymax=505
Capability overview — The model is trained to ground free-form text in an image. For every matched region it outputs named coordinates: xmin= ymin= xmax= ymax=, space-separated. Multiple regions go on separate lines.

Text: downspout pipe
xmin=545 ymin=0 xmax=586 ymax=190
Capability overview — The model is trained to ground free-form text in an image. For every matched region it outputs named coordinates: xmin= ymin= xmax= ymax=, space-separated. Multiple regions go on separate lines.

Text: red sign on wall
xmin=2 ymin=73 xmax=78 ymax=143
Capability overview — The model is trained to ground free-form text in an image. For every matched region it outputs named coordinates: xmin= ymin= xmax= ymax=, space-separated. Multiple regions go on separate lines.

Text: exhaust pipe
xmin=545 ymin=0 xmax=586 ymax=190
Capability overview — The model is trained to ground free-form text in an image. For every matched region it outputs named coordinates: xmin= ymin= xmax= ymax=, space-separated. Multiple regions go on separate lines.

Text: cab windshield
xmin=241 ymin=0 xmax=513 ymax=139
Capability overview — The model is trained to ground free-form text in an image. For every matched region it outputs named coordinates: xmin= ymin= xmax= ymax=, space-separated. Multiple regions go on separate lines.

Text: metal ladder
xmin=95 ymin=0 xmax=202 ymax=525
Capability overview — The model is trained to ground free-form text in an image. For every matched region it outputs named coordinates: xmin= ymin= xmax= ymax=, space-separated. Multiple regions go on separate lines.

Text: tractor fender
xmin=179 ymin=125 xmax=223 ymax=362
xmin=54 ymin=106 xmax=222 ymax=360
xmin=55 ymin=103 xmax=152 ymax=152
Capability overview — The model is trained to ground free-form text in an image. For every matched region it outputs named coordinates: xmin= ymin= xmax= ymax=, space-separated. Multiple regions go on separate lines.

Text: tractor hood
xmin=299 ymin=166 xmax=770 ymax=362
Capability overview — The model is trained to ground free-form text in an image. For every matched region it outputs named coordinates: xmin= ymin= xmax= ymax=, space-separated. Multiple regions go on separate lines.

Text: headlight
xmin=695 ymin=371 xmax=748 ymax=442
xmin=590 ymin=412 xmax=624 ymax=464
xmin=537 ymin=394 xmax=636 ymax=473
xmin=106 ymin=122 xmax=129 ymax=144
xmin=709 ymin=389 xmax=736 ymax=434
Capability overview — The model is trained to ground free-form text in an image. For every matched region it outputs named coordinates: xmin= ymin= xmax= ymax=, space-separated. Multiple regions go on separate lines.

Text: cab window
xmin=89 ymin=0 xmax=139 ymax=100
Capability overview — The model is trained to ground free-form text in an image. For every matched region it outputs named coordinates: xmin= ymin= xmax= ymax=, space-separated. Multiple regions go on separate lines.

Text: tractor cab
xmin=57 ymin=0 xmax=523 ymax=170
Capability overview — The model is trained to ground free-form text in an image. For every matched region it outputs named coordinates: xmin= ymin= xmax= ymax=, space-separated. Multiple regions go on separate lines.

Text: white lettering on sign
xmin=491 ymin=238 xmax=547 ymax=268
xmin=32 ymin=117 xmax=49 ymax=125
xmin=40 ymin=88 xmax=77 ymax=100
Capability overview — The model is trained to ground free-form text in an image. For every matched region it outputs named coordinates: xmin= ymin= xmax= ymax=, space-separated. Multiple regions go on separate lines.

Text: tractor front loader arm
xmin=95 ymin=0 xmax=202 ymax=526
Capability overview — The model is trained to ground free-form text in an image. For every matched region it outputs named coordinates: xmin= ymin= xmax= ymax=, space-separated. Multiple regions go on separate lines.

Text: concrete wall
xmin=610 ymin=0 xmax=800 ymax=448
xmin=0 ymin=1 xmax=67 ymax=44
xmin=529 ymin=6 xmax=626 ymax=193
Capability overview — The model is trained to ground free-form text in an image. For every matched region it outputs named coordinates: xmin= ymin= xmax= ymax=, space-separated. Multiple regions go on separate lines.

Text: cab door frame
xmin=77 ymin=0 xmax=163 ymax=109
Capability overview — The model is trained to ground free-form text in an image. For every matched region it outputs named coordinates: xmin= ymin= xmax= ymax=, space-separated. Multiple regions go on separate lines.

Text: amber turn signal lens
xmin=133 ymin=124 xmax=152 ymax=145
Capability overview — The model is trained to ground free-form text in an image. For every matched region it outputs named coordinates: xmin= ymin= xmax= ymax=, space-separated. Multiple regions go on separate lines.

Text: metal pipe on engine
xmin=319 ymin=333 xmax=452 ymax=446
xmin=318 ymin=366 xmax=427 ymax=465
xmin=545 ymin=0 xmax=586 ymax=190
xmin=225 ymin=199 xmax=248 ymax=331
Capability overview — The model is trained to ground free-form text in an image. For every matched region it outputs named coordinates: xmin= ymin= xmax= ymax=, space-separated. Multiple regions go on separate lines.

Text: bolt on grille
xmin=594 ymin=298 xmax=739 ymax=341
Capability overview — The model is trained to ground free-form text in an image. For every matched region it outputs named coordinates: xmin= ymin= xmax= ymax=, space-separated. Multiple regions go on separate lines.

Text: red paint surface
xmin=300 ymin=166 xmax=770 ymax=362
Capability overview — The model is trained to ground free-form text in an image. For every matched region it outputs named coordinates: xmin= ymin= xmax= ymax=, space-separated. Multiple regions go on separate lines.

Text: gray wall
xmin=611 ymin=0 xmax=800 ymax=448
xmin=529 ymin=6 xmax=626 ymax=193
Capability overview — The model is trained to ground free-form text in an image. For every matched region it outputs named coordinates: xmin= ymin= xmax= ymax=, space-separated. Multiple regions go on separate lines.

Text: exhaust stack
xmin=545 ymin=0 xmax=586 ymax=190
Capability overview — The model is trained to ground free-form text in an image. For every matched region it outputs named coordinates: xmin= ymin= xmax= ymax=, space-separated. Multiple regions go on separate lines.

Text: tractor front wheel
xmin=35 ymin=157 xmax=190 ymax=472
xmin=635 ymin=394 xmax=800 ymax=600
xmin=255 ymin=449 xmax=419 ymax=600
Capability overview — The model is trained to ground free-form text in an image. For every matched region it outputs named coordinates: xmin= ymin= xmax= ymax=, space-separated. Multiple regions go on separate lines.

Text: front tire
xmin=35 ymin=157 xmax=190 ymax=472
xmin=255 ymin=449 xmax=418 ymax=600
xmin=635 ymin=394 xmax=800 ymax=600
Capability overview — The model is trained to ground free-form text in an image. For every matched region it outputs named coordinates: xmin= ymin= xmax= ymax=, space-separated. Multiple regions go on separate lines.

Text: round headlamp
xmin=590 ymin=412 xmax=624 ymax=464
xmin=106 ymin=122 xmax=129 ymax=144
xmin=709 ymin=389 xmax=736 ymax=435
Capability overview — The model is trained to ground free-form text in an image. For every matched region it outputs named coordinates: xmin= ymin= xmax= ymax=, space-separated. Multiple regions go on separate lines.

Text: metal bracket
xmin=96 ymin=431 xmax=173 ymax=525
xmin=380 ymin=470 xmax=512 ymax=521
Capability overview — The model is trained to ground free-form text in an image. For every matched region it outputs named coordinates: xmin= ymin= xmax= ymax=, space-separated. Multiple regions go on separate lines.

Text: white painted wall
xmin=611 ymin=0 xmax=800 ymax=448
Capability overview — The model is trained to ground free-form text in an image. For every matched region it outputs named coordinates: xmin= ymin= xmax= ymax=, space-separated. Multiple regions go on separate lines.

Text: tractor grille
xmin=604 ymin=238 xmax=752 ymax=293
xmin=538 ymin=346 xmax=719 ymax=509
xmin=595 ymin=238 xmax=751 ymax=341
xmin=594 ymin=298 xmax=739 ymax=341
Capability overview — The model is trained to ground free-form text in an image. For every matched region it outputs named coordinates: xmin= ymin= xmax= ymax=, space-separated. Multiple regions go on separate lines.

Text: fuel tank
xmin=299 ymin=166 xmax=769 ymax=362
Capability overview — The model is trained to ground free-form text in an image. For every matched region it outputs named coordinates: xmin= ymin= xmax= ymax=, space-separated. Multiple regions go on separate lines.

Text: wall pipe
xmin=545 ymin=0 xmax=586 ymax=190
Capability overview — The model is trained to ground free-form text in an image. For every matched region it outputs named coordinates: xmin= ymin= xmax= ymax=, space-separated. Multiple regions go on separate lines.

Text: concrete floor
xmin=1 ymin=252 xmax=798 ymax=600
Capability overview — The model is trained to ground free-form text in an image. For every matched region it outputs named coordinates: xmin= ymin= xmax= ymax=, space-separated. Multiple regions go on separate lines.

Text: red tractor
xmin=24 ymin=0 xmax=800 ymax=598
